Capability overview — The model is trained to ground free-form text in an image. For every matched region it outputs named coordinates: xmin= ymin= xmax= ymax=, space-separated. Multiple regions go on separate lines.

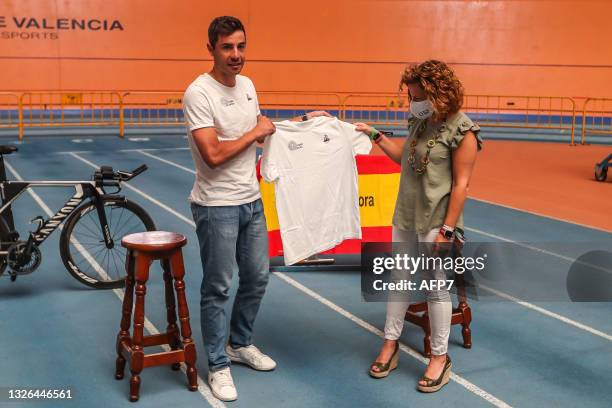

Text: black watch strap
xmin=439 ymin=225 xmax=454 ymax=239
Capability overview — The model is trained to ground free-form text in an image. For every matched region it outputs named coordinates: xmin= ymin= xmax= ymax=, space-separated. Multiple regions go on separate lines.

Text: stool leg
xmin=162 ymin=259 xmax=181 ymax=371
xmin=456 ymin=276 xmax=473 ymax=349
xmin=459 ymin=302 xmax=472 ymax=349
xmin=116 ymin=250 xmax=136 ymax=380
xmin=115 ymin=355 xmax=127 ymax=381
xmin=170 ymin=251 xmax=198 ymax=391
xmin=129 ymin=254 xmax=150 ymax=402
xmin=423 ymin=312 xmax=432 ymax=358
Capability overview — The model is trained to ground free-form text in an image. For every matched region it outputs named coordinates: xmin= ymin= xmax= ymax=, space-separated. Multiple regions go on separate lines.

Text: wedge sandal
xmin=369 ymin=342 xmax=399 ymax=379
xmin=417 ymin=355 xmax=452 ymax=393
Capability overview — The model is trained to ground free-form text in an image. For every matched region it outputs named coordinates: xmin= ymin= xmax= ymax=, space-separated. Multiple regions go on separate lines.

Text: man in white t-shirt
xmin=183 ymin=16 xmax=330 ymax=402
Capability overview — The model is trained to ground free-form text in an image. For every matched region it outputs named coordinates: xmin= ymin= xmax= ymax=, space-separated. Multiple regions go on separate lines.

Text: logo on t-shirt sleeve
xmin=246 ymin=93 xmax=253 ymax=101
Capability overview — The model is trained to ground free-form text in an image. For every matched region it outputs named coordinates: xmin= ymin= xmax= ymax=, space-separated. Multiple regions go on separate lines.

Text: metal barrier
xmin=258 ymin=91 xmax=344 ymax=121
xmin=342 ymin=93 xmax=578 ymax=144
xmin=0 ymin=93 xmax=22 ymax=138
xmin=463 ymin=95 xmax=577 ymax=144
xmin=19 ymin=92 xmax=122 ymax=140
xmin=581 ymin=98 xmax=612 ymax=145
xmin=341 ymin=93 xmax=409 ymax=126
xmin=120 ymin=92 xmax=185 ymax=137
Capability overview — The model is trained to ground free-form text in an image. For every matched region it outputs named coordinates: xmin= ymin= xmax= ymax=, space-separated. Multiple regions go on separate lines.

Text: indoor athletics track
xmin=0 ymin=132 xmax=610 ymax=408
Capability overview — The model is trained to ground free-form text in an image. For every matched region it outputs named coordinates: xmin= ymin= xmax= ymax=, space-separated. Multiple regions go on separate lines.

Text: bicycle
xmin=0 ymin=145 xmax=156 ymax=289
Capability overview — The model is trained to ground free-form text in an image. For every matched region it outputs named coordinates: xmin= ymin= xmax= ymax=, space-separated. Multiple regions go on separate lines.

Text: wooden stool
xmin=115 ymin=231 xmax=198 ymax=402
xmin=404 ymin=274 xmax=472 ymax=357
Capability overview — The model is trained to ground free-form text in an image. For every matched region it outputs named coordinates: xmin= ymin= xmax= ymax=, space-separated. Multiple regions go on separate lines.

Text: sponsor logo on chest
xmin=220 ymin=97 xmax=236 ymax=107
xmin=288 ymin=141 xmax=304 ymax=151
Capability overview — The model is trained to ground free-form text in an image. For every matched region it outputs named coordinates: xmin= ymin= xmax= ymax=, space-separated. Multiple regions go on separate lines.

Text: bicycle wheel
xmin=59 ymin=197 xmax=156 ymax=289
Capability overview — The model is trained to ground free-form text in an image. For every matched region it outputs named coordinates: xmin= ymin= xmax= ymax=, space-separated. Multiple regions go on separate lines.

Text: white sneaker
xmin=226 ymin=344 xmax=277 ymax=371
xmin=208 ymin=367 xmax=237 ymax=402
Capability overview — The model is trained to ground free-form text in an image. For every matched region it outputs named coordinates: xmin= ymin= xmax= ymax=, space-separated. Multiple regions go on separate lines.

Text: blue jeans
xmin=191 ymin=199 xmax=270 ymax=372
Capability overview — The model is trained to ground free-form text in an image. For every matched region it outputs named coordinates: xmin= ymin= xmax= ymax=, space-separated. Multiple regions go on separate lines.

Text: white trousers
xmin=383 ymin=227 xmax=452 ymax=356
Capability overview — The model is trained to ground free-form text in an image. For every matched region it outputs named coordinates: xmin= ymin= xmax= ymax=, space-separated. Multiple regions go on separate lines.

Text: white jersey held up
xmin=261 ymin=117 xmax=372 ymax=265
xmin=183 ymin=73 xmax=261 ymax=206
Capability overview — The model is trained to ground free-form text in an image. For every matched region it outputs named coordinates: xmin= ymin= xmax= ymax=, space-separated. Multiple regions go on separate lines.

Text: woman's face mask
xmin=410 ymin=99 xmax=434 ymax=119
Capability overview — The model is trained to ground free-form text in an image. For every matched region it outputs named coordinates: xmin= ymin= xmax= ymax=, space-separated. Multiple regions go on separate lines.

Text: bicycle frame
xmin=0 ymin=180 xmax=115 ymax=252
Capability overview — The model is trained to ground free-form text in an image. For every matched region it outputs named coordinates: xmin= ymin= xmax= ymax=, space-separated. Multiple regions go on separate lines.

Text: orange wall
xmin=1 ymin=0 xmax=611 ymax=98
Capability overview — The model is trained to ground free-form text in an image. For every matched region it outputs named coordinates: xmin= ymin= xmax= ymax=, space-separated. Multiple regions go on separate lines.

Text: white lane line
xmin=54 ymin=148 xmax=190 ymax=155
xmin=120 ymin=147 xmax=191 ymax=153
xmin=138 ymin=150 xmax=612 ymax=343
xmin=4 ymin=160 xmax=225 ymax=408
xmin=479 ymin=284 xmax=612 ymax=342
xmin=117 ymin=152 xmax=514 ymax=406
xmin=56 ymin=151 xmax=93 ymax=155
xmin=469 ymin=196 xmax=612 ymax=234
xmin=272 ymin=272 xmax=512 ymax=408
xmin=465 ymin=226 xmax=612 ymax=275
xmin=68 ymin=152 xmax=194 ymax=226
xmin=137 ymin=150 xmax=196 ymax=174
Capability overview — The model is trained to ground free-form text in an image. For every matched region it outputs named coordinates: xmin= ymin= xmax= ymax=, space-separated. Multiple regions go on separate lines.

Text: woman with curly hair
xmin=356 ymin=59 xmax=482 ymax=392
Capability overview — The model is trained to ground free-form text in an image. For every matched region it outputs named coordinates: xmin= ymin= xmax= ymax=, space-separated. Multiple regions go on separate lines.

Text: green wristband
xmin=369 ymin=127 xmax=379 ymax=140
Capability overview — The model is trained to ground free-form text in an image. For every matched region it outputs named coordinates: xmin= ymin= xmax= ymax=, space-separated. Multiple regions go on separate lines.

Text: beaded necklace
xmin=407 ymin=119 xmax=440 ymax=174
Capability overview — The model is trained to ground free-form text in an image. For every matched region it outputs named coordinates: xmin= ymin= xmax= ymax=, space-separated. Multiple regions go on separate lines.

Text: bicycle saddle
xmin=0 ymin=145 xmax=18 ymax=155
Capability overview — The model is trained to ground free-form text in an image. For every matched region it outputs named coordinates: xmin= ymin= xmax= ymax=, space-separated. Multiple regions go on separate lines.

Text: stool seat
xmin=121 ymin=231 xmax=187 ymax=252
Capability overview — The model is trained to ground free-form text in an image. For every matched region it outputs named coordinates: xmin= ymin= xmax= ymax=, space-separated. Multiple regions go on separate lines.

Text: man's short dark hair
xmin=208 ymin=16 xmax=246 ymax=49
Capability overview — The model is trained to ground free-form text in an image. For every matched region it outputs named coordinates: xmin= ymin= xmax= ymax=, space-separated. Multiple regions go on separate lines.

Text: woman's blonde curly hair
xmin=400 ymin=60 xmax=464 ymax=122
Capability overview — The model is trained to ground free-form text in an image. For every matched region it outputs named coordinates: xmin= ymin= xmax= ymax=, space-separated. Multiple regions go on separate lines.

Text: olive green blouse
xmin=392 ymin=111 xmax=483 ymax=234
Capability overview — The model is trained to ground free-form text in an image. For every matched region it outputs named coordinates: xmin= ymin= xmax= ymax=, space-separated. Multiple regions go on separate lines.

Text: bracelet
xmin=369 ymin=127 xmax=383 ymax=144
xmin=369 ymin=127 xmax=378 ymax=140
xmin=454 ymin=227 xmax=466 ymax=243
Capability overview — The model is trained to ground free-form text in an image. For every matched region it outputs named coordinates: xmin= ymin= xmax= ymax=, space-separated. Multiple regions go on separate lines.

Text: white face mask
xmin=410 ymin=99 xmax=434 ymax=119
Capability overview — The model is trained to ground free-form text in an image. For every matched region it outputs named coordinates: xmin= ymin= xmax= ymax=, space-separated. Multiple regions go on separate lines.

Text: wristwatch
xmin=439 ymin=225 xmax=454 ymax=240
xmin=301 ymin=113 xmax=309 ymax=121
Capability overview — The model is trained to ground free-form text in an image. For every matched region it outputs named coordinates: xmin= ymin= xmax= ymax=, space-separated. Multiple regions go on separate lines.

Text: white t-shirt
xmin=183 ymin=73 xmax=261 ymax=206
xmin=261 ymin=117 xmax=372 ymax=265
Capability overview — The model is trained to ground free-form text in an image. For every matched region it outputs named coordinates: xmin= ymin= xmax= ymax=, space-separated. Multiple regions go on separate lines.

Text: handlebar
xmin=115 ymin=164 xmax=147 ymax=181
xmin=93 ymin=164 xmax=148 ymax=187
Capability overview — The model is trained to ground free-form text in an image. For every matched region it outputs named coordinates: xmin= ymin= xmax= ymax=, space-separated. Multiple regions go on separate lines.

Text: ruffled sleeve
xmin=451 ymin=115 xmax=483 ymax=151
